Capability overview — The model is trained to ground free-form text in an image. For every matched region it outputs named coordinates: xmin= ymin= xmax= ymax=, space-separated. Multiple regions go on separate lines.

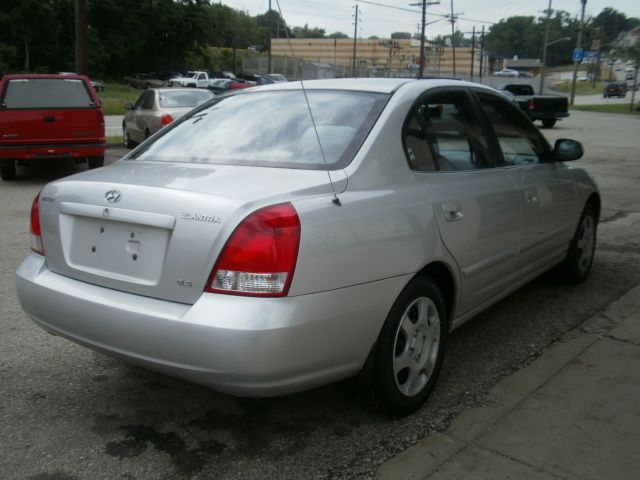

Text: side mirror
xmin=124 ymin=103 xmax=134 ymax=110
xmin=553 ymin=139 xmax=583 ymax=162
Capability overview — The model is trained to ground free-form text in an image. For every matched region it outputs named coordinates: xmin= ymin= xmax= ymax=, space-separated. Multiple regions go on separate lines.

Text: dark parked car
xmin=123 ymin=73 xmax=164 ymax=89
xmin=603 ymin=82 xmax=627 ymax=98
xmin=0 ymin=74 xmax=105 ymax=180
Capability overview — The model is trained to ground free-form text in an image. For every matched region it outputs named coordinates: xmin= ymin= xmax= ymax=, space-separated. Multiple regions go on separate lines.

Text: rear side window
xmin=130 ymin=90 xmax=388 ymax=170
xmin=158 ymin=90 xmax=213 ymax=108
xmin=2 ymin=78 xmax=94 ymax=109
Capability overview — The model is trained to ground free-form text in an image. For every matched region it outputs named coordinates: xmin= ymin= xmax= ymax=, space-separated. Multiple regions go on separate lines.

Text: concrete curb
xmin=376 ymin=283 xmax=640 ymax=480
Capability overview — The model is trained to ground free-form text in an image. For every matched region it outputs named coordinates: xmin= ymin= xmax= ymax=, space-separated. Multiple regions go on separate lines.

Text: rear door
xmin=0 ymin=77 xmax=102 ymax=145
xmin=405 ymin=87 xmax=522 ymax=315
xmin=473 ymin=90 xmax=578 ymax=279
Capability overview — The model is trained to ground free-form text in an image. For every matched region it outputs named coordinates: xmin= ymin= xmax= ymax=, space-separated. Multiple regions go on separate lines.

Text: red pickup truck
xmin=0 ymin=74 xmax=105 ymax=180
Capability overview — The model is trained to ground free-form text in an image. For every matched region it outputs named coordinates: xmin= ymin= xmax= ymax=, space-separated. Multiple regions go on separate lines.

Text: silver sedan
xmin=122 ymin=88 xmax=214 ymax=147
xmin=16 ymin=78 xmax=599 ymax=416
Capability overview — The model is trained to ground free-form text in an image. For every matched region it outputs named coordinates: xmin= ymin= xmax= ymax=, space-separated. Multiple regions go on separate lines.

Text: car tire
xmin=88 ymin=157 xmax=104 ymax=169
xmin=123 ymin=124 xmax=136 ymax=148
xmin=1 ymin=159 xmax=17 ymax=181
xmin=372 ymin=276 xmax=448 ymax=416
xmin=561 ymin=203 xmax=598 ymax=283
xmin=542 ymin=119 xmax=557 ymax=128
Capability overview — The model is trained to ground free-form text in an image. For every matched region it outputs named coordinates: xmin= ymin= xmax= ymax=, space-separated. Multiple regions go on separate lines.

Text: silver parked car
xmin=16 ymin=79 xmax=599 ymax=415
xmin=122 ymin=88 xmax=214 ymax=147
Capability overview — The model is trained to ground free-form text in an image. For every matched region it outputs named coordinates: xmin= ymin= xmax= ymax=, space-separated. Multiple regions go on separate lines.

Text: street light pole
xmin=539 ymin=0 xmax=552 ymax=94
xmin=570 ymin=0 xmax=587 ymax=106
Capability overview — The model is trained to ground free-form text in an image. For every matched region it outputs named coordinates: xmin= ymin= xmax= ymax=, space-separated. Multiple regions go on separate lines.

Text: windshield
xmin=129 ymin=89 xmax=388 ymax=170
xmin=158 ymin=90 xmax=213 ymax=108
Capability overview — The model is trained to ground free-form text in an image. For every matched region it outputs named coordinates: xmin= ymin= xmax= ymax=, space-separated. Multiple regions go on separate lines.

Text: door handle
xmin=525 ymin=191 xmax=538 ymax=204
xmin=442 ymin=203 xmax=464 ymax=222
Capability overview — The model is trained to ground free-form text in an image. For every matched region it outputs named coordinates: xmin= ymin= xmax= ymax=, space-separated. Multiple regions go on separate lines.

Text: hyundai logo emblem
xmin=105 ymin=190 xmax=122 ymax=204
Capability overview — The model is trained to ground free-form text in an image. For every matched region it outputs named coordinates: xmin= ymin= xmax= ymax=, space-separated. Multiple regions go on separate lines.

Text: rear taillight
xmin=160 ymin=114 xmax=173 ymax=126
xmin=206 ymin=203 xmax=301 ymax=297
xmin=30 ymin=192 xmax=44 ymax=256
xmin=528 ymin=99 xmax=536 ymax=110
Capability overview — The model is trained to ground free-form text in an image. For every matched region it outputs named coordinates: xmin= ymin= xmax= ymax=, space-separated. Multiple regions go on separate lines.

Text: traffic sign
xmin=572 ymin=48 xmax=584 ymax=62
xmin=583 ymin=50 xmax=599 ymax=60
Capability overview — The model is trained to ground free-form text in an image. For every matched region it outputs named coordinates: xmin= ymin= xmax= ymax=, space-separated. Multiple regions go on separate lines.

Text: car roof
xmin=251 ymin=77 xmax=497 ymax=95
xmin=2 ymin=73 xmax=90 ymax=81
xmin=155 ymin=88 xmax=212 ymax=93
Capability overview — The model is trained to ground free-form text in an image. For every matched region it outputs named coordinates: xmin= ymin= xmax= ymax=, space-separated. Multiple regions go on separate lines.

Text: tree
xmin=391 ymin=32 xmax=412 ymax=39
xmin=291 ymin=24 xmax=326 ymax=38
xmin=327 ymin=32 xmax=349 ymax=39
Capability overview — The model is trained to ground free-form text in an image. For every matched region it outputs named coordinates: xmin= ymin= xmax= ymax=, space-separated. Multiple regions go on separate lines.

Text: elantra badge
xmin=105 ymin=190 xmax=122 ymax=204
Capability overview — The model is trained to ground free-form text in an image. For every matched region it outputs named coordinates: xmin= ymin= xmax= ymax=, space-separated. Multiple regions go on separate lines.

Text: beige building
xmin=271 ymin=38 xmax=483 ymax=77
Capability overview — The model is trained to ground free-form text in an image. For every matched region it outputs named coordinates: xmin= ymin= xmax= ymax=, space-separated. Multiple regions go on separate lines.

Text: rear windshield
xmin=504 ymin=85 xmax=534 ymax=96
xmin=129 ymin=89 xmax=388 ymax=170
xmin=158 ymin=90 xmax=213 ymax=108
xmin=2 ymin=78 xmax=94 ymax=109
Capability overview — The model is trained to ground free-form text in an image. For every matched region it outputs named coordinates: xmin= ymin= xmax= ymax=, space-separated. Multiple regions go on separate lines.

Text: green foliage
xmin=572 ymin=103 xmax=639 ymax=114
xmin=327 ymin=32 xmax=349 ymax=39
xmin=391 ymin=32 xmax=412 ymax=40
xmin=291 ymin=24 xmax=326 ymax=39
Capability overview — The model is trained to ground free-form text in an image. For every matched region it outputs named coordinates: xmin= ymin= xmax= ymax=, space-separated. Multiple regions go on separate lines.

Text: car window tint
xmin=159 ymin=90 xmax=213 ymax=108
xmin=408 ymin=92 xmax=490 ymax=171
xmin=2 ymin=78 xmax=93 ymax=109
xmin=129 ymin=90 xmax=388 ymax=170
xmin=477 ymin=93 xmax=546 ymax=166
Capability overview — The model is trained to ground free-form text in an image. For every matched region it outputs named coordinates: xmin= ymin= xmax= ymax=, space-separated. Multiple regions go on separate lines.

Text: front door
xmin=474 ymin=91 xmax=579 ymax=279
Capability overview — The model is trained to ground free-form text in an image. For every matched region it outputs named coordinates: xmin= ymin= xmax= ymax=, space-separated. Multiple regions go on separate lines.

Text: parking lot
xmin=1 ymin=110 xmax=640 ymax=479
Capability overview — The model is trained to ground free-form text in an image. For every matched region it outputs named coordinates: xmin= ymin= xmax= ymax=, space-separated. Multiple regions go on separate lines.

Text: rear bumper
xmin=528 ymin=111 xmax=570 ymax=121
xmin=16 ymin=253 xmax=408 ymax=396
xmin=0 ymin=142 xmax=105 ymax=160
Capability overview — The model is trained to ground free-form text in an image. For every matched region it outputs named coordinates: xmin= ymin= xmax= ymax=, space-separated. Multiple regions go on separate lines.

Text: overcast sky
xmin=217 ymin=0 xmax=640 ymax=38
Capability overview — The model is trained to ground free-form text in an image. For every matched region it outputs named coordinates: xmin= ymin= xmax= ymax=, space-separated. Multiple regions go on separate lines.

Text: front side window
xmin=404 ymin=91 xmax=490 ymax=172
xmin=129 ymin=90 xmax=388 ymax=170
xmin=2 ymin=78 xmax=93 ymax=109
xmin=476 ymin=92 xmax=548 ymax=166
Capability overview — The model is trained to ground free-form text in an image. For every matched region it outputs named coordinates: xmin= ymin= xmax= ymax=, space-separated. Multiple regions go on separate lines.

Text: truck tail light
xmin=30 ymin=192 xmax=44 ymax=256
xmin=160 ymin=114 xmax=173 ymax=126
xmin=528 ymin=99 xmax=536 ymax=110
xmin=206 ymin=203 xmax=301 ymax=297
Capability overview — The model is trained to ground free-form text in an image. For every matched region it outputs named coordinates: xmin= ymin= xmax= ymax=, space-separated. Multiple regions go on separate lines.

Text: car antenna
xmin=274 ymin=0 xmax=342 ymax=207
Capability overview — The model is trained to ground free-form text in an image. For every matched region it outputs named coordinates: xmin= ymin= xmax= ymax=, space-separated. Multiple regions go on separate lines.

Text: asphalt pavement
xmin=1 ymin=110 xmax=640 ymax=479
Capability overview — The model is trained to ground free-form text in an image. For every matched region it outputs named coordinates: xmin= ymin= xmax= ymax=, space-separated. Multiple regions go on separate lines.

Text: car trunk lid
xmin=39 ymin=161 xmax=345 ymax=304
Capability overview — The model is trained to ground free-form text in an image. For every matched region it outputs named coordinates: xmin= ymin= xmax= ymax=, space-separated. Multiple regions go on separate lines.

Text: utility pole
xmin=447 ymin=0 xmax=461 ymax=76
xmin=268 ymin=0 xmax=272 ymax=74
xmin=570 ymin=0 xmax=587 ymax=106
xmin=470 ymin=26 xmax=475 ymax=81
xmin=75 ymin=0 xmax=88 ymax=75
xmin=410 ymin=1 xmax=440 ymax=79
xmin=352 ymin=4 xmax=359 ymax=77
xmin=539 ymin=0 xmax=552 ymax=94
xmin=479 ymin=25 xmax=485 ymax=81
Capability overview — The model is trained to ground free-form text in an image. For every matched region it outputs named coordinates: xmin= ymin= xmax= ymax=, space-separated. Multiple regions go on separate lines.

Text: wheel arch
xmin=415 ymin=260 xmax=457 ymax=324
xmin=586 ymin=192 xmax=601 ymax=221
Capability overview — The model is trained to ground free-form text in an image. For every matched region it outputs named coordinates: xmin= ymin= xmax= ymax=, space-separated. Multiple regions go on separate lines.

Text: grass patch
xmin=106 ymin=135 xmax=123 ymax=145
xmin=98 ymin=82 xmax=140 ymax=115
xmin=552 ymin=80 xmax=608 ymax=95
xmin=572 ymin=103 xmax=639 ymax=114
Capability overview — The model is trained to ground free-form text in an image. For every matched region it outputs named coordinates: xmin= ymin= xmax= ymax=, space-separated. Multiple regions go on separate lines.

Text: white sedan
xmin=16 ymin=78 xmax=599 ymax=415
xmin=494 ymin=68 xmax=520 ymax=77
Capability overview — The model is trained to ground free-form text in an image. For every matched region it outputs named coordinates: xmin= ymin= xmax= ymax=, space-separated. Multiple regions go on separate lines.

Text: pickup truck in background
xmin=498 ymin=84 xmax=569 ymax=128
xmin=0 ymin=74 xmax=105 ymax=180
xmin=167 ymin=71 xmax=213 ymax=88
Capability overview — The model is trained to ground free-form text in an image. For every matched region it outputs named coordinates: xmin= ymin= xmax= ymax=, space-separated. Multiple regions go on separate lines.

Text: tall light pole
xmin=410 ymin=1 xmax=440 ymax=79
xmin=539 ymin=0 xmax=553 ymax=94
xmin=352 ymin=4 xmax=359 ymax=77
xmin=570 ymin=0 xmax=587 ymax=106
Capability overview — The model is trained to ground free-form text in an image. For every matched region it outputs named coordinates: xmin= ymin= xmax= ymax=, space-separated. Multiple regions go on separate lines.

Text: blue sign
xmin=573 ymin=48 xmax=584 ymax=62
xmin=583 ymin=50 xmax=599 ymax=60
